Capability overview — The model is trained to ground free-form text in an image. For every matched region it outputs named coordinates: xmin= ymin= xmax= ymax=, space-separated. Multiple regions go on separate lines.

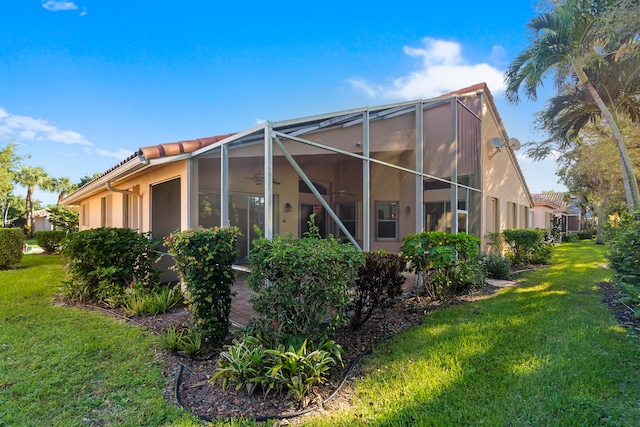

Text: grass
xmin=3 ymin=243 xmax=640 ymax=426
xmin=0 ymin=255 xmax=199 ymax=426
xmin=300 ymin=241 xmax=640 ymax=426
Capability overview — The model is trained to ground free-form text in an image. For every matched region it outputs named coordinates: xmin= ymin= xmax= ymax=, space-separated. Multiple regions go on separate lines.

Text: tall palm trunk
xmin=25 ymin=186 xmax=34 ymax=237
xmin=574 ymin=64 xmax=640 ymax=212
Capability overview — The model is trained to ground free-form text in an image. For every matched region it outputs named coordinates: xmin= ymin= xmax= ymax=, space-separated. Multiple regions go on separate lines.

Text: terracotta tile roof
xmin=531 ymin=193 xmax=570 ymax=212
xmin=139 ymin=133 xmax=236 ymax=160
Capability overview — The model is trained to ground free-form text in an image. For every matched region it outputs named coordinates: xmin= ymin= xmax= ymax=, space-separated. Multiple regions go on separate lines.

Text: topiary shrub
xmin=349 ymin=251 xmax=406 ymax=331
xmin=246 ymin=221 xmax=364 ymax=345
xmin=165 ymin=226 xmax=240 ymax=345
xmin=61 ymin=227 xmax=160 ymax=303
xmin=400 ymin=232 xmax=484 ymax=300
xmin=0 ymin=228 xmax=23 ymax=268
xmin=501 ymin=229 xmax=553 ymax=267
xmin=35 ymin=230 xmax=66 ymax=254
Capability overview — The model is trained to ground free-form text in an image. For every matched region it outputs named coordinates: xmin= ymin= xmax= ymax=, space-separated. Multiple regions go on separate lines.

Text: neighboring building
xmin=32 ymin=209 xmax=54 ymax=233
xmin=62 ymin=83 xmax=532 ymax=278
xmin=531 ymin=193 xmax=584 ymax=234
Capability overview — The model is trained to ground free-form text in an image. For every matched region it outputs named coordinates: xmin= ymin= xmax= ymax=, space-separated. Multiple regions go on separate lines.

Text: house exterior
xmin=531 ymin=193 xmax=583 ymax=234
xmin=62 ymin=83 xmax=532 ymax=277
xmin=32 ymin=209 xmax=54 ymax=233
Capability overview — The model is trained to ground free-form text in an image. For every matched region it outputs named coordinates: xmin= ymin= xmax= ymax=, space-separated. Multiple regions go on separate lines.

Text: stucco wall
xmin=78 ymin=161 xmax=188 ymax=233
xmin=480 ymin=101 xmax=532 ymax=249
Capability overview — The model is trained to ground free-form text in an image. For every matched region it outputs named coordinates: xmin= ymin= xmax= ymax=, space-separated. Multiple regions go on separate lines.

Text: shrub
xmin=483 ymin=253 xmax=511 ymax=280
xmin=577 ymin=228 xmax=596 ymax=240
xmin=246 ymin=223 xmax=364 ymax=345
xmin=349 ymin=251 xmax=406 ymax=331
xmin=400 ymin=232 xmax=484 ymax=300
xmin=606 ymin=212 xmax=640 ymax=315
xmin=0 ymin=228 xmax=23 ymax=268
xmin=48 ymin=206 xmax=79 ymax=234
xmin=165 ymin=226 xmax=240 ymax=345
xmin=501 ymin=229 xmax=552 ymax=266
xmin=61 ymin=228 xmax=160 ymax=303
xmin=212 ymin=336 xmax=343 ymax=405
xmin=562 ymin=232 xmax=580 ymax=243
xmin=35 ymin=230 xmax=66 ymax=254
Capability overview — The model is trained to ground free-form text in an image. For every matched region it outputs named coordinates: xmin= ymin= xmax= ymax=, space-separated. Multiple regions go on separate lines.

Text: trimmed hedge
xmin=400 ymin=232 xmax=484 ymax=300
xmin=165 ymin=226 xmax=240 ymax=345
xmin=35 ymin=230 xmax=66 ymax=254
xmin=61 ymin=227 xmax=160 ymax=303
xmin=247 ymin=228 xmax=364 ymax=344
xmin=0 ymin=228 xmax=23 ymax=268
xmin=502 ymin=229 xmax=553 ymax=266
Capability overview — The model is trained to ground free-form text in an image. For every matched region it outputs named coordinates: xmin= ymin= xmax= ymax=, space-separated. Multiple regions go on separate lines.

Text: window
xmin=81 ymin=203 xmax=90 ymax=227
xmin=376 ymin=201 xmax=398 ymax=240
xmin=507 ymin=202 xmax=517 ymax=229
xmin=425 ymin=201 xmax=451 ymax=232
xmin=123 ymin=191 xmax=140 ymax=229
xmin=100 ymin=195 xmax=112 ymax=227
xmin=519 ymin=205 xmax=529 ymax=228
xmin=336 ymin=202 xmax=358 ymax=239
xmin=486 ymin=197 xmax=498 ymax=233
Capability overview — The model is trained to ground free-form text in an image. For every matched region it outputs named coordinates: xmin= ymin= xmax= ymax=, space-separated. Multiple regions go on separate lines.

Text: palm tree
xmin=51 ymin=177 xmax=77 ymax=204
xmin=528 ymin=54 xmax=640 ymax=207
xmin=505 ymin=0 xmax=640 ymax=211
xmin=14 ymin=165 xmax=51 ymax=236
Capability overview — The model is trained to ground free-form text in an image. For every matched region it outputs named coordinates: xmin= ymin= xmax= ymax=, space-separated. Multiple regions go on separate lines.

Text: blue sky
xmin=1 ymin=0 xmax=564 ymax=206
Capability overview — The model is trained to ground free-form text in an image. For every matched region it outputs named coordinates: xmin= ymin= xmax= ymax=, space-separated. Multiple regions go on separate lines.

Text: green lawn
xmin=301 ymin=241 xmax=640 ymax=426
xmin=2 ymin=243 xmax=640 ymax=427
xmin=0 ymin=255 xmax=199 ymax=426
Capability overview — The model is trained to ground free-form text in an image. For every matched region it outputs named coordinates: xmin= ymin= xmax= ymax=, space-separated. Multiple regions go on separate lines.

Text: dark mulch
xmin=125 ymin=285 xmax=502 ymax=422
xmin=598 ymin=281 xmax=640 ymax=334
xmin=82 ymin=278 xmax=638 ymax=423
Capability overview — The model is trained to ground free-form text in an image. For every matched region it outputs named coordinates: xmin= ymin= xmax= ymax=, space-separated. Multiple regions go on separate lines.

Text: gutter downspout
xmin=106 ymin=181 xmax=134 ymax=194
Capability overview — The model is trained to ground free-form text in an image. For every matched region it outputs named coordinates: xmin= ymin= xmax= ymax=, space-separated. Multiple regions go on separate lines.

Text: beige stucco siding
xmin=78 ymin=161 xmax=189 ymax=233
xmin=481 ymin=101 xmax=531 ymax=248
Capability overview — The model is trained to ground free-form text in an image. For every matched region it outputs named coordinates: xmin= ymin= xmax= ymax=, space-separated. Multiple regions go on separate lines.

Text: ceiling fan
xmin=245 ymin=173 xmax=281 ymax=186
xmin=331 ymin=160 xmax=355 ymax=197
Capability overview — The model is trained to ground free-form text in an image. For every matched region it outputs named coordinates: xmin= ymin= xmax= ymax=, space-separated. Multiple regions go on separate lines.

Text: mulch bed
xmin=76 ymin=277 xmax=639 ymax=423
xmin=128 ymin=285 xmax=502 ymax=422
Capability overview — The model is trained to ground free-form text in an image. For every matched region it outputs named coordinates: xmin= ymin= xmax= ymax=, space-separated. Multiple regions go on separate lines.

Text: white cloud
xmin=0 ymin=107 xmax=93 ymax=146
xmin=96 ymin=148 xmax=135 ymax=160
xmin=255 ymin=118 xmax=267 ymax=125
xmin=350 ymin=37 xmax=507 ymax=100
xmin=80 ymin=7 xmax=87 ymax=16
xmin=42 ymin=1 xmax=78 ymax=11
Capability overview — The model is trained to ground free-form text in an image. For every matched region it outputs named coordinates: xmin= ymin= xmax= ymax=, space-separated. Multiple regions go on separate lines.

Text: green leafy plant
xmin=212 ymin=336 xmax=343 ymax=405
xmin=482 ymin=253 xmax=511 ymax=280
xmin=212 ymin=336 xmax=271 ymax=395
xmin=246 ymin=219 xmax=364 ymax=344
xmin=266 ymin=339 xmax=343 ymax=406
xmin=0 ymin=228 xmax=23 ymax=268
xmin=501 ymin=229 xmax=553 ymax=266
xmin=120 ymin=285 xmax=183 ymax=316
xmin=606 ymin=212 xmax=640 ymax=316
xmin=165 ymin=226 xmax=240 ymax=345
xmin=35 ymin=230 xmax=66 ymax=254
xmin=47 ymin=205 xmax=79 ymax=233
xmin=61 ymin=227 xmax=160 ymax=303
xmin=160 ymin=326 xmax=203 ymax=357
xmin=349 ymin=251 xmax=406 ymax=331
xmin=400 ymin=232 xmax=484 ymax=300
